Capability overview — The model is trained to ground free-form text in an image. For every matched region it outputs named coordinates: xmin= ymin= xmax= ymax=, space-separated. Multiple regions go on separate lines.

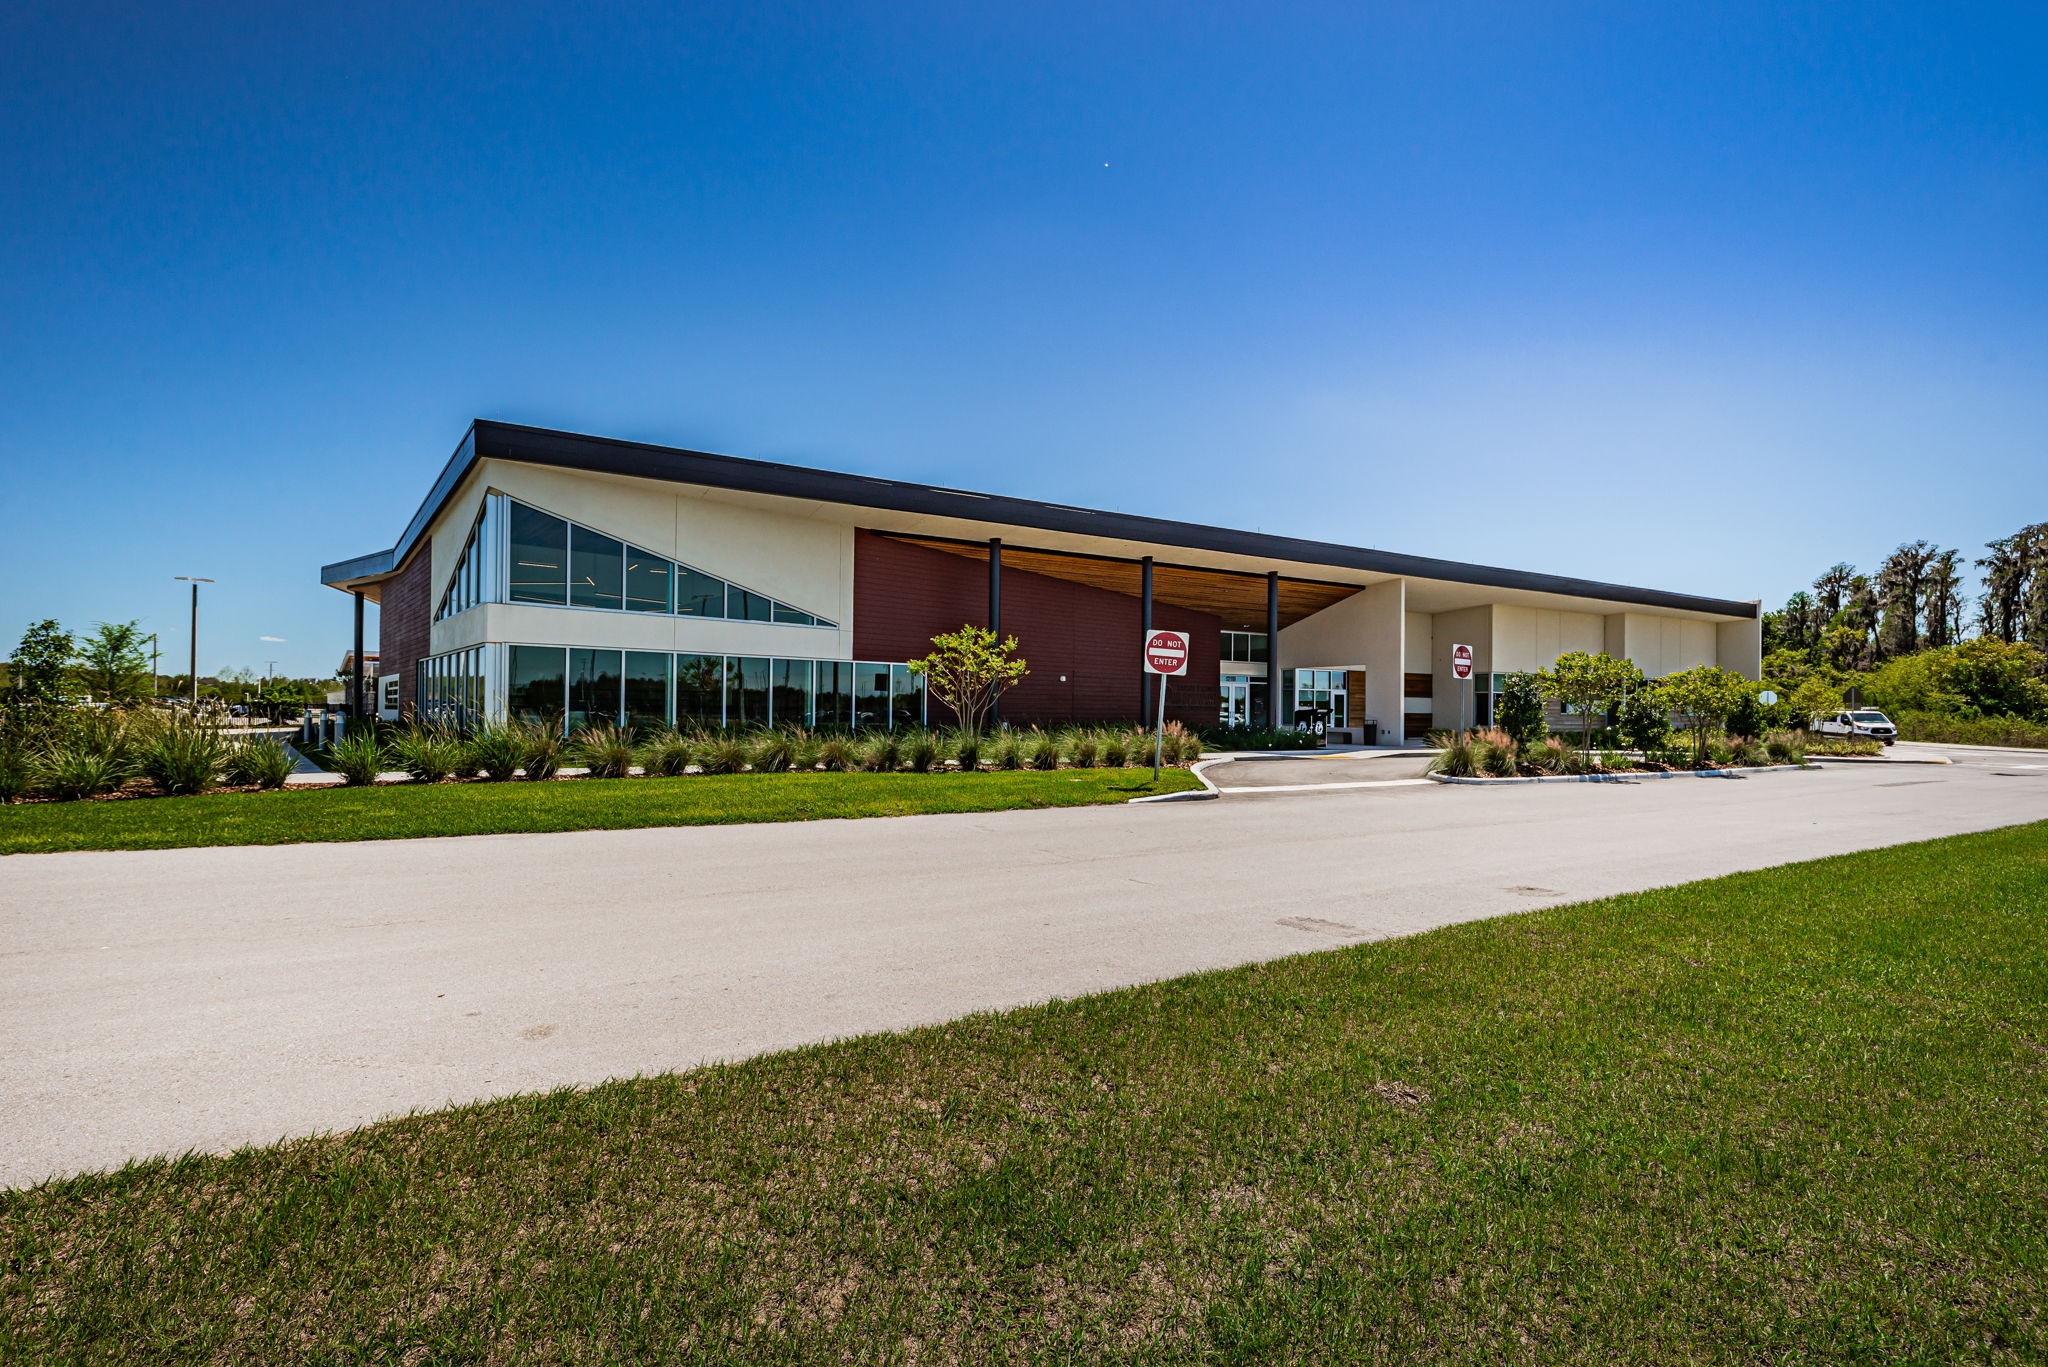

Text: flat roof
xmin=321 ymin=420 xmax=1757 ymax=619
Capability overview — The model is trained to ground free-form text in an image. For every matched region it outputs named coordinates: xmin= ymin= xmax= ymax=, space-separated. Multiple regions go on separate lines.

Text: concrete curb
xmin=1428 ymin=763 xmax=1819 ymax=786
xmin=1129 ymin=758 xmax=1230 ymax=803
xmin=1805 ymin=754 xmax=1952 ymax=765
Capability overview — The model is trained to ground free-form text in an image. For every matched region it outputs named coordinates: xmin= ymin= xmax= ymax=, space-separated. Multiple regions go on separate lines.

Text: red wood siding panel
xmin=853 ymin=532 xmax=1220 ymax=726
xmin=379 ymin=547 xmax=432 ymax=714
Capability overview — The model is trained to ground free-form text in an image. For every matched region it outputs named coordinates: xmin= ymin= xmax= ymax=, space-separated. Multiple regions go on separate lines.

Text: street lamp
xmin=174 ymin=578 xmax=213 ymax=709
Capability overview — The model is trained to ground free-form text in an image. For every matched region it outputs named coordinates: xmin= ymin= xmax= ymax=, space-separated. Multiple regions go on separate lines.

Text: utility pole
xmin=174 ymin=578 xmax=213 ymax=708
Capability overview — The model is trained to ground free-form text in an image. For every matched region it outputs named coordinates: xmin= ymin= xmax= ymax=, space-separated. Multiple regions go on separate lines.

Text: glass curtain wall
xmin=568 ymin=648 xmax=624 ymax=729
xmin=814 ymin=661 xmax=852 ymax=728
xmin=624 ymin=652 xmax=672 ymax=729
xmin=435 ymin=501 xmax=497 ymax=622
xmin=770 ymin=658 xmax=813 ymax=727
xmin=417 ymin=647 xmax=486 ymax=727
xmin=508 ymin=644 xmax=567 ymax=723
xmin=500 ymin=647 xmax=920 ymax=733
xmin=509 ymin=503 xmax=569 ymax=605
xmin=675 ymin=654 xmax=725 ymax=726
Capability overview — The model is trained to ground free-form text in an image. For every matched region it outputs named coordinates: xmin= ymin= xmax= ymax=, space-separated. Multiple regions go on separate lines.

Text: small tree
xmin=1659 ymin=664 xmax=1752 ymax=764
xmin=906 ymin=625 xmax=1028 ymax=734
xmin=1616 ymin=679 xmax=1671 ymax=754
xmin=1541 ymin=651 xmax=1639 ymax=751
xmin=72 ymin=621 xmax=153 ymax=703
xmin=7 ymin=619 xmax=73 ymax=707
xmin=1492 ymin=671 xmax=1547 ymax=746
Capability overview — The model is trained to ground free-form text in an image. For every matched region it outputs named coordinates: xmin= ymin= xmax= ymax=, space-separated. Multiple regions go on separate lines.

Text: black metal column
xmin=988 ymin=538 xmax=1003 ymax=725
xmin=351 ymin=591 xmax=366 ymax=718
xmin=1139 ymin=556 xmax=1153 ymax=724
xmin=1265 ymin=571 xmax=1281 ymax=729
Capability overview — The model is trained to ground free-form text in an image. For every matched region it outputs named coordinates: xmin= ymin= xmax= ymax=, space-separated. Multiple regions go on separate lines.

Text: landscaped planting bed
xmin=1426 ymin=727 xmax=1836 ymax=780
xmin=5 ymin=823 xmax=2044 ymax=1360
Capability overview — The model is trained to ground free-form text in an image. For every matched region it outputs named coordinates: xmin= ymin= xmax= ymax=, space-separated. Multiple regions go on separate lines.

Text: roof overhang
xmin=322 ymin=420 xmax=1758 ymax=620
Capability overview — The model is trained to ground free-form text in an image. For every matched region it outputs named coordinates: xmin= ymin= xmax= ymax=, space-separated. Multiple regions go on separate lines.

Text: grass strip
xmin=5 ymin=823 xmax=2045 ymax=1362
xmin=0 ymin=768 xmax=1201 ymax=856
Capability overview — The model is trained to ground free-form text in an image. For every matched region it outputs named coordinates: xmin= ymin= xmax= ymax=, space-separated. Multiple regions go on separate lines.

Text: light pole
xmin=174 ymin=578 xmax=213 ymax=708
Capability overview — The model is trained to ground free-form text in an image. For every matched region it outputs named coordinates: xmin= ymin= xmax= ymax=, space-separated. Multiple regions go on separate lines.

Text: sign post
xmin=1450 ymin=643 xmax=1474 ymax=737
xmin=1142 ymin=629 xmax=1190 ymax=780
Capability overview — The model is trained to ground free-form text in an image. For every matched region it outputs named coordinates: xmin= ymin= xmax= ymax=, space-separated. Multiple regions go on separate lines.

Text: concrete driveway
xmin=3 ymin=742 xmax=2043 ymax=1187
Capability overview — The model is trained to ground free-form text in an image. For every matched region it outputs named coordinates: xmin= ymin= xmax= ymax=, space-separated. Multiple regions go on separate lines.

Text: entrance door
xmin=1220 ymin=675 xmax=1251 ymax=725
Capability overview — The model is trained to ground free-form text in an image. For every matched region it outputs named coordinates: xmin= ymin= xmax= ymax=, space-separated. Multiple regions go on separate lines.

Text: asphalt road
xmin=4 ymin=741 xmax=2043 ymax=1187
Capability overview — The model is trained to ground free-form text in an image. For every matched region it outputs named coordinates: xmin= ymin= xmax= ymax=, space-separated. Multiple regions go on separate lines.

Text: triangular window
xmin=501 ymin=497 xmax=835 ymax=627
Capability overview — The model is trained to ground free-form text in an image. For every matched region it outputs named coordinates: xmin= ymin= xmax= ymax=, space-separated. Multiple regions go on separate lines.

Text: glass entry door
xmin=1220 ymin=675 xmax=1252 ymax=725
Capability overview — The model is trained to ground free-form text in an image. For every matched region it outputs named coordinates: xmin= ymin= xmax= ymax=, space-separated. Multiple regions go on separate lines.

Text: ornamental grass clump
xmin=641 ymin=729 xmax=693 ymax=777
xmin=1764 ymin=731 xmax=1807 ymax=765
xmin=34 ymin=745 xmax=130 ymax=800
xmin=133 ymin=711 xmax=232 ymax=795
xmin=226 ymin=736 xmax=296 ymax=790
xmin=950 ymin=731 xmax=982 ymax=772
xmin=1025 ymin=730 xmax=1062 ymax=771
xmin=989 ymin=732 xmax=1024 ymax=770
xmin=519 ymin=723 xmax=565 ymax=782
xmin=1097 ymin=731 xmax=1129 ymax=768
xmin=1427 ymin=730 xmax=1477 ymax=777
xmin=859 ymin=732 xmax=902 ymax=773
xmin=1065 ymin=731 xmax=1100 ymax=769
xmin=467 ymin=723 xmax=528 ymax=781
xmin=695 ymin=734 xmax=749 ymax=775
xmin=903 ymin=731 xmax=940 ymax=773
xmin=749 ymin=730 xmax=797 ymax=773
xmin=326 ymin=728 xmax=388 ymax=787
xmin=391 ymin=725 xmax=466 ymax=783
xmin=788 ymin=730 xmax=823 ymax=772
xmin=572 ymin=724 xmax=638 ymax=779
xmin=816 ymin=736 xmax=856 ymax=772
xmin=1473 ymin=728 xmax=1520 ymax=777
xmin=1163 ymin=722 xmax=1202 ymax=764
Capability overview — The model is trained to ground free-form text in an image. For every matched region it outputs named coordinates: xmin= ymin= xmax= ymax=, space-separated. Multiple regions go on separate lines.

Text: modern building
xmin=320 ymin=421 xmax=1761 ymax=739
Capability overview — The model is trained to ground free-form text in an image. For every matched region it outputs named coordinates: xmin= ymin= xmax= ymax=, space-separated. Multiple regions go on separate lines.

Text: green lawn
xmin=5 ymin=825 xmax=2046 ymax=1363
xmin=0 ymin=768 xmax=1202 ymax=855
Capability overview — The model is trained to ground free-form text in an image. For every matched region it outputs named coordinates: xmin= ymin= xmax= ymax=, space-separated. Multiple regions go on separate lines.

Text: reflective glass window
xmin=890 ymin=664 xmax=922 ymax=730
xmin=853 ymin=662 xmax=891 ymax=729
xmin=569 ymin=528 xmax=624 ymax=611
xmin=770 ymin=658 xmax=812 ymax=727
xmin=814 ymin=661 xmax=852 ymax=728
xmin=676 ymin=567 xmax=727 ymax=617
xmin=624 ymin=548 xmax=672 ymax=614
xmin=508 ymin=645 xmax=566 ymax=725
xmin=772 ymin=602 xmax=817 ymax=626
xmin=674 ymin=654 xmax=725 ymax=727
xmin=728 ymin=587 xmax=774 ymax=622
xmin=568 ymin=648 xmax=623 ymax=730
xmin=508 ymin=504 xmax=568 ymax=605
xmin=727 ymin=656 xmax=770 ymax=726
xmin=624 ymin=651 xmax=672 ymax=730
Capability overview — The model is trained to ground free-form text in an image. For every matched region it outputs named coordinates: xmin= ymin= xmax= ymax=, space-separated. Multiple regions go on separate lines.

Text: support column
xmin=351 ymin=591 xmax=366 ymax=719
xmin=988 ymin=539 xmax=1003 ymax=725
xmin=1266 ymin=571 xmax=1282 ymax=729
xmin=1138 ymin=556 xmax=1154 ymax=723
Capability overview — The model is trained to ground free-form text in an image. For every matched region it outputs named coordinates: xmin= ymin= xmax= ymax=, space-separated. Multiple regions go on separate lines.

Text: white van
xmin=1813 ymin=709 xmax=1898 ymax=746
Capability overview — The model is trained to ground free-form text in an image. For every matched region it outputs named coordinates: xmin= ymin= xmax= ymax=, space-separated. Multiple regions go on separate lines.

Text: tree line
xmin=4 ymin=618 xmax=337 ymax=714
xmin=1765 ymin=521 xmax=2048 ymax=669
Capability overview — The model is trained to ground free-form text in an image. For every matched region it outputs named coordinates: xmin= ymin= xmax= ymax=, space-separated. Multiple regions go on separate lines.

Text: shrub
xmin=391 ymin=726 xmax=465 ymax=783
xmin=1616 ymin=685 xmax=1671 ymax=754
xmin=1197 ymin=724 xmax=1323 ymax=751
xmin=904 ymin=731 xmax=940 ymax=773
xmin=1025 ymin=730 xmax=1062 ymax=770
xmin=133 ymin=713 xmax=231 ymax=795
xmin=641 ymin=730 xmax=693 ymax=777
xmin=1427 ymin=730 xmax=1476 ymax=776
xmin=227 ymin=736 xmax=296 ymax=790
xmin=468 ymin=723 xmax=527 ymax=781
xmin=816 ymin=736 xmax=856 ymax=772
xmin=519 ymin=723 xmax=565 ymax=782
xmin=1703 ymin=736 xmax=1737 ymax=767
xmin=859 ymin=732 xmax=902 ymax=773
xmin=989 ymin=731 xmax=1024 ymax=770
xmin=1474 ymin=728 xmax=1520 ymax=777
xmin=326 ymin=728 xmax=388 ymax=787
xmin=1598 ymin=750 xmax=1631 ymax=772
xmin=951 ymin=732 xmax=982 ymax=772
xmin=1065 ymin=731 xmax=1100 ymax=768
xmin=750 ymin=730 xmax=796 ymax=773
xmin=34 ymin=744 xmax=130 ymax=800
xmin=1493 ymin=672 xmax=1548 ymax=746
xmin=1731 ymin=737 xmax=1770 ymax=767
xmin=697 ymin=735 xmax=750 ymax=774
xmin=0 ymin=747 xmax=32 ymax=802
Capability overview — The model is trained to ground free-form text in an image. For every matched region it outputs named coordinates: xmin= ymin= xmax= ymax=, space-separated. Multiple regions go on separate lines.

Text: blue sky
xmin=4 ymin=1 xmax=2043 ymax=679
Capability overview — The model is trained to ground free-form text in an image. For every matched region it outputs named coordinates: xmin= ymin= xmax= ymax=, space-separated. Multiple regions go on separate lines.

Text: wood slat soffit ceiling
xmin=879 ymin=534 xmax=1361 ymax=631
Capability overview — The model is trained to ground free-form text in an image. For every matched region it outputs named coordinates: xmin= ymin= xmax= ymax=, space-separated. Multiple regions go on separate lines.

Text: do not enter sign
xmin=1451 ymin=643 xmax=1474 ymax=680
xmin=1143 ymin=629 xmax=1190 ymax=675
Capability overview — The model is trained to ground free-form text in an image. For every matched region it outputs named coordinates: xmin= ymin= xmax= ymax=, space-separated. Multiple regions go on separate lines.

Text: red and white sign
xmin=1451 ymin=643 xmax=1474 ymax=680
xmin=1142 ymin=629 xmax=1190 ymax=675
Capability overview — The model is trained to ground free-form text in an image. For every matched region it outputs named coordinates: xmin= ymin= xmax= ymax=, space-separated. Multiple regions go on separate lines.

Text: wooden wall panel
xmin=855 ymin=532 xmax=1220 ymax=725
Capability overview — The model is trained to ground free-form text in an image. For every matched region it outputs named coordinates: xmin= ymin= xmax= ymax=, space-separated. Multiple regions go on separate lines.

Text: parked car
xmin=1813 ymin=709 xmax=1898 ymax=746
